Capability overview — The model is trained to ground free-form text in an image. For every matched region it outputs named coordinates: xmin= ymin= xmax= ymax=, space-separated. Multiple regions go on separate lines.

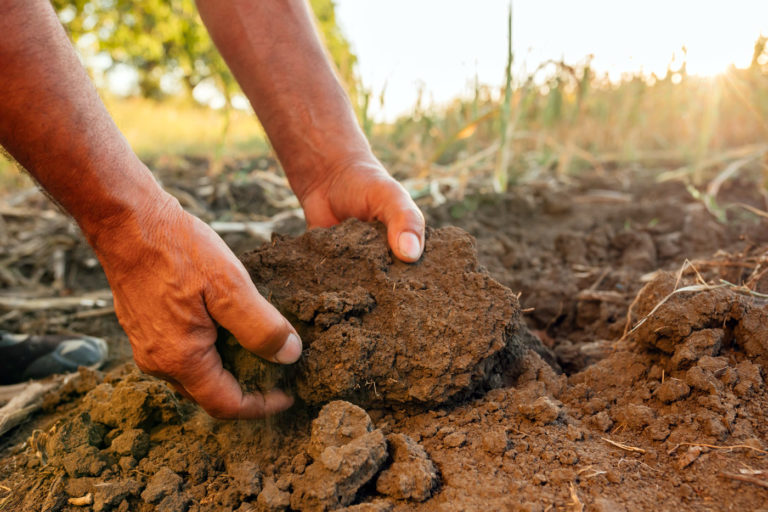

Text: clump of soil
xmin=290 ymin=400 xmax=438 ymax=510
xmin=221 ymin=220 xmax=532 ymax=406
xmin=627 ymin=271 xmax=768 ymax=368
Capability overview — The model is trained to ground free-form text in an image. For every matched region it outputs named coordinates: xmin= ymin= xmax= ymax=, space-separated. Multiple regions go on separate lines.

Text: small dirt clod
xmin=655 ymin=378 xmax=691 ymax=403
xmin=307 ymin=401 xmax=373 ymax=460
xmin=375 ymin=434 xmax=439 ymax=501
xmin=519 ymin=396 xmax=560 ymax=424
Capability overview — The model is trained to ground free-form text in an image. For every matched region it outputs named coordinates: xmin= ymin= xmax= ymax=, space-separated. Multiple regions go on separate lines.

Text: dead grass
xmin=374 ymin=38 xmax=768 ymax=191
xmin=719 ymin=472 xmax=768 ymax=489
xmin=103 ymin=95 xmax=268 ymax=159
xmin=601 ymin=437 xmax=647 ymax=454
xmin=0 ymin=95 xmax=270 ymax=194
xmin=677 ymin=442 xmax=768 ymax=456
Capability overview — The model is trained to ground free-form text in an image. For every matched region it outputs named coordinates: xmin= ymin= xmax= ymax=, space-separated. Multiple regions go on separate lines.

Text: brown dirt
xmin=222 ymin=220 xmax=533 ymax=407
xmin=428 ymin=176 xmax=768 ymax=374
xmin=1 ymin=166 xmax=768 ymax=511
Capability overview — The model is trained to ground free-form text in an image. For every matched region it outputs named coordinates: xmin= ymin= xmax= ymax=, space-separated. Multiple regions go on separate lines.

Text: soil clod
xmin=375 ymin=433 xmax=439 ymax=501
xmin=291 ymin=402 xmax=387 ymax=511
xmin=224 ymin=220 xmax=530 ymax=406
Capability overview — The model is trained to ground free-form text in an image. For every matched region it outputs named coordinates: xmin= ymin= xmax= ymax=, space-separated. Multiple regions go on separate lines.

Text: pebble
xmin=677 ymin=446 xmax=702 ymax=469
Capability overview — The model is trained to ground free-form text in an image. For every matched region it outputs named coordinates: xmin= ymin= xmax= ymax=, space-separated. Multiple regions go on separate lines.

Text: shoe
xmin=0 ymin=332 xmax=108 ymax=384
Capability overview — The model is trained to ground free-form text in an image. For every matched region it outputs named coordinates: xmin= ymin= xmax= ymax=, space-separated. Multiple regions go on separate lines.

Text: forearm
xmin=0 ymin=0 xmax=164 ymax=245
xmin=196 ymin=0 xmax=374 ymax=199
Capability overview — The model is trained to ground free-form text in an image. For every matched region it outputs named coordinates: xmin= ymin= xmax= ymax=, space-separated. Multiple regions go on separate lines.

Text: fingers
xmin=173 ymin=344 xmax=294 ymax=419
xmin=369 ymin=178 xmax=426 ymax=263
xmin=205 ymin=259 xmax=303 ymax=365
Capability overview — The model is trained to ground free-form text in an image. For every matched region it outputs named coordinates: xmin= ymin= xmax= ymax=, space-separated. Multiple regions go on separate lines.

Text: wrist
xmin=74 ymin=159 xmax=164 ymax=235
xmin=284 ymin=144 xmax=381 ymax=203
xmin=82 ymin=176 xmax=182 ymax=271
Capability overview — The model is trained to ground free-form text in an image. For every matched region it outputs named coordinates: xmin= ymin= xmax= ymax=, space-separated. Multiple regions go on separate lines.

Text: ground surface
xmin=1 ymin=158 xmax=767 ymax=511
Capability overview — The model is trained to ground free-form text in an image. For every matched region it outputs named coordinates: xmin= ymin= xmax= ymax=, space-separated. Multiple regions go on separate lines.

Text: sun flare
xmin=335 ymin=0 xmax=768 ymax=120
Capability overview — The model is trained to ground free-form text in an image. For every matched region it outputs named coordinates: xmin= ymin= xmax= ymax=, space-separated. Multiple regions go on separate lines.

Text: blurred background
xmin=2 ymin=0 xmax=767 ymax=194
xmin=1 ymin=0 xmax=767 ymax=376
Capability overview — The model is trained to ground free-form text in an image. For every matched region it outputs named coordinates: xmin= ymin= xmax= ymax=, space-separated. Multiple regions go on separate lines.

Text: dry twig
xmin=679 ymin=442 xmax=768 ymax=456
xmin=0 ymin=290 xmax=112 ymax=311
xmin=0 ymin=485 xmax=10 ymax=510
xmin=568 ymin=482 xmax=584 ymax=512
xmin=601 ymin=437 xmax=646 ymax=454
xmin=719 ymin=472 xmax=768 ymax=489
xmin=48 ymin=305 xmax=116 ymax=325
xmin=68 ymin=493 xmax=93 ymax=506
xmin=576 ymin=290 xmax=625 ymax=303
xmin=0 ymin=375 xmax=72 ymax=437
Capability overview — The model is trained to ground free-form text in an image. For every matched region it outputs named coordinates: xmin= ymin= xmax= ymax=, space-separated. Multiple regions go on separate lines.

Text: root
xmin=576 ymin=466 xmax=606 ymax=479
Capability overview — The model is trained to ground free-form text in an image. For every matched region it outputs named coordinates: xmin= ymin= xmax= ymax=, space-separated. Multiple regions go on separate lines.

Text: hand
xmin=295 ymin=157 xmax=426 ymax=262
xmin=90 ymin=191 xmax=302 ymax=419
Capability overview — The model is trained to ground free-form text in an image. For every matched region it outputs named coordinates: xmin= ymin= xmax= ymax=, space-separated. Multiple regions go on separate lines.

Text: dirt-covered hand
xmin=88 ymin=191 xmax=302 ymax=419
xmin=295 ymin=158 xmax=426 ymax=262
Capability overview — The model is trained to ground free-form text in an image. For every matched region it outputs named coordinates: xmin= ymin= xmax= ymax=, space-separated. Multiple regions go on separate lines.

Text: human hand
xmin=89 ymin=191 xmax=302 ymax=419
xmin=293 ymin=157 xmax=426 ymax=262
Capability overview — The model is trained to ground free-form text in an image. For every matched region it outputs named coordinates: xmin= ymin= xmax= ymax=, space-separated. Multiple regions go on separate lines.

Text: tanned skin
xmin=0 ymin=0 xmax=425 ymax=419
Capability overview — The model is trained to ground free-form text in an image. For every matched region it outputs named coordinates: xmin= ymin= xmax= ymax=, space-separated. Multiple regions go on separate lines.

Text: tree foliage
xmin=51 ymin=0 xmax=358 ymax=105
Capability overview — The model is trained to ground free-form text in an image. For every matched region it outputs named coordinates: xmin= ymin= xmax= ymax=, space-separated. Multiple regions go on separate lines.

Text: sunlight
xmin=335 ymin=0 xmax=768 ymax=120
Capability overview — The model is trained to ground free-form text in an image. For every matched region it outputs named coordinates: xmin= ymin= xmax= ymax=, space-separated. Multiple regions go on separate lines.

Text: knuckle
xmin=132 ymin=344 xmax=187 ymax=381
xmin=208 ymin=263 xmax=252 ymax=302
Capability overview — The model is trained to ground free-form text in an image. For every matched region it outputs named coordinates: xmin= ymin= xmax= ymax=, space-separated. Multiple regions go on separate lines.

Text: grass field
xmin=0 ymin=95 xmax=270 ymax=192
xmin=373 ymin=45 xmax=768 ymax=191
xmin=103 ymin=95 xmax=269 ymax=159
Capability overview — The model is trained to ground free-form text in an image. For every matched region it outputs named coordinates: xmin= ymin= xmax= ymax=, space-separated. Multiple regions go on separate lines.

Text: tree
xmin=51 ymin=0 xmax=359 ymax=105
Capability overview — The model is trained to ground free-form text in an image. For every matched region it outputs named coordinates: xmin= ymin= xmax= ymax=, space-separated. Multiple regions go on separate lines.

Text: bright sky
xmin=334 ymin=0 xmax=768 ymax=121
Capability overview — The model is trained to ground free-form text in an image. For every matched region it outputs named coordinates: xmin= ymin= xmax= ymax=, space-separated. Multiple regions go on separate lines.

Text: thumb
xmin=368 ymin=178 xmax=426 ymax=263
xmin=206 ymin=260 xmax=302 ymax=365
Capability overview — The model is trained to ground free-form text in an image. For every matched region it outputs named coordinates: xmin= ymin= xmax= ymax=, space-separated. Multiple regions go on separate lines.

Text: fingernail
xmin=274 ymin=333 xmax=302 ymax=364
xmin=398 ymin=232 xmax=422 ymax=261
